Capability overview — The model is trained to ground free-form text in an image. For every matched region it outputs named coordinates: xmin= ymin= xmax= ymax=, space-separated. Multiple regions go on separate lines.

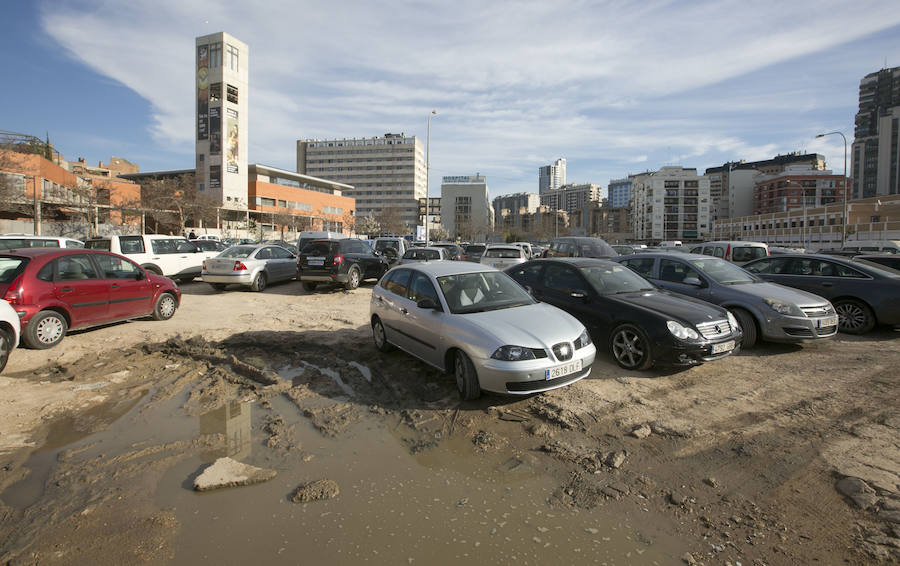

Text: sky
xmin=3 ymin=0 xmax=900 ymax=202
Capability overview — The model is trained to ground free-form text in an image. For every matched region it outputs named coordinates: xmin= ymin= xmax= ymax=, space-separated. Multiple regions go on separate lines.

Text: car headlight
xmin=763 ymin=298 xmax=803 ymax=317
xmin=491 ymin=346 xmax=537 ymax=361
xmin=726 ymin=311 xmax=739 ymax=330
xmin=667 ymin=320 xmax=700 ymax=340
xmin=574 ymin=329 xmax=592 ymax=349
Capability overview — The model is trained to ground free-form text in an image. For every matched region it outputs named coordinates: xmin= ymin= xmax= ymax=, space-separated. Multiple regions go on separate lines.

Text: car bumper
xmin=301 ymin=272 xmax=348 ymax=283
xmin=202 ymin=273 xmax=254 ymax=286
xmin=473 ymin=344 xmax=596 ymax=395
xmin=760 ymin=313 xmax=838 ymax=343
xmin=653 ymin=334 xmax=743 ymax=366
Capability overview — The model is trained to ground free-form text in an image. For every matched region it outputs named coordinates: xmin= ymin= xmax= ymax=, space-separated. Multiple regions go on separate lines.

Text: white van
xmin=690 ymin=240 xmax=769 ymax=265
xmin=841 ymin=240 xmax=900 ymax=254
xmin=658 ymin=240 xmax=683 ymax=248
xmin=85 ymin=234 xmax=214 ymax=282
xmin=0 ymin=235 xmax=84 ymax=250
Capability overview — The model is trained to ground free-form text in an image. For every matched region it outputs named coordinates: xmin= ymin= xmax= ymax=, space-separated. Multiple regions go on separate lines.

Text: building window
xmin=209 ymin=82 xmax=221 ymax=102
xmin=209 ymin=42 xmax=222 ymax=68
xmin=227 ymin=84 xmax=238 ymax=104
xmin=226 ymin=44 xmax=239 ymax=71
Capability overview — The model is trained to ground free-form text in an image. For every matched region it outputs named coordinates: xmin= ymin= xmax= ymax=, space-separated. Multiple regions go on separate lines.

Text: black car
xmin=853 ymin=254 xmax=900 ymax=272
xmin=432 ymin=243 xmax=465 ymax=261
xmin=544 ymin=237 xmax=618 ymax=259
xmin=298 ymin=238 xmax=390 ymax=292
xmin=742 ymin=253 xmax=900 ymax=334
xmin=505 ymin=258 xmax=742 ymax=370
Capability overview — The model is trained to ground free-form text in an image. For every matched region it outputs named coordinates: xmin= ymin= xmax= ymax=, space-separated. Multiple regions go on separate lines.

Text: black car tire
xmin=344 ymin=266 xmax=361 ymax=290
xmin=834 ymin=299 xmax=875 ymax=334
xmin=731 ymin=308 xmax=757 ymax=348
xmin=23 ymin=310 xmax=67 ymax=349
xmin=0 ymin=327 xmax=12 ymax=373
xmin=610 ymin=324 xmax=653 ymax=370
xmin=251 ymin=272 xmax=267 ymax=292
xmin=372 ymin=316 xmax=394 ymax=353
xmin=210 ymin=283 xmax=227 ymax=292
xmin=454 ymin=350 xmax=481 ymax=400
xmin=142 ymin=265 xmax=162 ymax=276
xmin=302 ymin=281 xmax=317 ymax=292
xmin=153 ymin=292 xmax=178 ymax=321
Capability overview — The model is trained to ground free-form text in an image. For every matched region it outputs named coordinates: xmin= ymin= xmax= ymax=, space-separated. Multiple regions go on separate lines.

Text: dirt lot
xmin=0 ymin=279 xmax=898 ymax=565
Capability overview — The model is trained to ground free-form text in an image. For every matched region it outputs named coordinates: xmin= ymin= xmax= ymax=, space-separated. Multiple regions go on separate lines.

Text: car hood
xmin=722 ymin=280 xmax=828 ymax=307
xmin=610 ymin=290 xmax=727 ymax=323
xmin=460 ymin=302 xmax=585 ymax=348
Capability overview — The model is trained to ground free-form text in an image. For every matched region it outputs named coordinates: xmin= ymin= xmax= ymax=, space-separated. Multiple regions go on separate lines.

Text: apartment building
xmin=540 ymin=183 xmax=602 ymax=218
xmin=492 ymin=192 xmax=540 ymax=233
xmin=852 ymin=66 xmax=900 ymax=199
xmin=440 ymin=175 xmax=493 ymax=241
xmin=297 ymin=133 xmax=425 ymax=231
xmin=753 ymin=165 xmax=847 ymax=215
xmin=539 ymin=158 xmax=566 ymax=194
xmin=631 ymin=166 xmax=710 ymax=241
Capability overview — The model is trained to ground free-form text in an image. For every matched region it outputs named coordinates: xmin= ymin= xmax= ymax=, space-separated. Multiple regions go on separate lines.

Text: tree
xmin=374 ymin=206 xmax=405 ymax=236
xmin=356 ymin=211 xmax=379 ymax=237
xmin=0 ymin=150 xmax=32 ymax=217
xmin=142 ymin=173 xmax=218 ymax=234
xmin=430 ymin=227 xmax=449 ymax=242
xmin=342 ymin=209 xmax=356 ymax=236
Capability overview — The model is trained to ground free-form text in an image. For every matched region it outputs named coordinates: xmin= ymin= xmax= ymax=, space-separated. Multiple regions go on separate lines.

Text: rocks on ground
xmin=291 ymin=479 xmax=340 ymax=503
xmin=193 ymin=457 xmax=277 ymax=491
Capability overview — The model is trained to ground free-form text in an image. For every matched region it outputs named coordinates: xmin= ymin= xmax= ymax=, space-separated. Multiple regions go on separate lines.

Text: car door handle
xmin=60 ymin=287 xmax=73 ymax=292
xmin=400 ymin=307 xmax=408 ymax=315
xmin=822 ymin=282 xmax=833 ymax=287
xmin=110 ymin=284 xmax=120 ymax=289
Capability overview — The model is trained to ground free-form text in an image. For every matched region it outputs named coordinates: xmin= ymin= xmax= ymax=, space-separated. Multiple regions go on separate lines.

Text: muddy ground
xmin=0 ymin=279 xmax=898 ymax=565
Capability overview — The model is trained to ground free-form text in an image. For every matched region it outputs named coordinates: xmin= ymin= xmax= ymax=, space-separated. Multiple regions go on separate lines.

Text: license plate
xmin=817 ymin=315 xmax=838 ymax=328
xmin=545 ymin=359 xmax=582 ymax=380
xmin=711 ymin=340 xmax=735 ymax=354
xmin=308 ymin=257 xmax=325 ymax=266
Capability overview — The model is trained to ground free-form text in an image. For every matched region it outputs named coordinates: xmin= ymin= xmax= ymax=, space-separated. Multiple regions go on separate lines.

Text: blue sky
xmin=3 ymin=0 xmax=900 ymax=201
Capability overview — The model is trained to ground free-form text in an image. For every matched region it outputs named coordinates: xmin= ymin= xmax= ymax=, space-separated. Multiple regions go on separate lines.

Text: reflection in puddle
xmin=199 ymin=400 xmax=252 ymax=461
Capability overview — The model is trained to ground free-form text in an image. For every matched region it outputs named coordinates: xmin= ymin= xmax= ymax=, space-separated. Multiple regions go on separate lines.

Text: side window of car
xmin=37 ymin=262 xmax=54 ymax=281
xmin=659 ymin=259 xmax=691 ymax=282
xmin=383 ymin=269 xmax=411 ymax=296
xmin=832 ymin=263 xmax=866 ymax=278
xmin=176 ymin=239 xmax=197 ymax=253
xmin=509 ymin=263 xmax=543 ymax=285
xmin=96 ymin=254 xmax=142 ymax=279
xmin=271 ymin=246 xmax=292 ymax=259
xmin=544 ymin=264 xmax=585 ymax=291
xmin=711 ymin=246 xmax=724 ymax=258
xmin=690 ymin=246 xmax=703 ymax=254
xmin=151 ymin=239 xmax=177 ymax=254
xmin=407 ymin=272 xmax=440 ymax=305
xmin=119 ymin=236 xmax=145 ymax=254
xmin=744 ymin=259 xmax=771 ymax=273
xmin=622 ymin=258 xmax=654 ymax=278
xmin=788 ymin=259 xmax=814 ymax=275
xmin=56 ymin=255 xmax=100 ymax=280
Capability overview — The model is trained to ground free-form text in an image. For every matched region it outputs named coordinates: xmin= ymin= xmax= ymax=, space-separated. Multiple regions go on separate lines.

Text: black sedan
xmin=505 ymin=258 xmax=742 ymax=370
xmin=742 ymin=253 xmax=900 ymax=334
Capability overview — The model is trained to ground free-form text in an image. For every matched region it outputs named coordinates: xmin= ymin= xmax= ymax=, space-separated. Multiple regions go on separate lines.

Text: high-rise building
xmin=631 ymin=166 xmax=710 ymax=241
xmin=852 ymin=66 xmax=900 ymax=199
xmin=539 ymin=158 xmax=566 ymax=194
xmin=440 ymin=175 xmax=492 ymax=241
xmin=296 ymin=133 xmax=425 ymax=231
xmin=493 ymin=192 xmax=540 ymax=232
xmin=540 ymin=183 xmax=602 ymax=217
xmin=608 ymin=176 xmax=634 ymax=208
xmin=195 ymin=32 xmax=249 ymax=210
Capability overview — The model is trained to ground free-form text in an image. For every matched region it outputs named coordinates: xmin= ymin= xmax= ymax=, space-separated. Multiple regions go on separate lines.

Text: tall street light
xmin=424 ymin=110 xmax=437 ymax=244
xmin=815 ymin=131 xmax=848 ymax=246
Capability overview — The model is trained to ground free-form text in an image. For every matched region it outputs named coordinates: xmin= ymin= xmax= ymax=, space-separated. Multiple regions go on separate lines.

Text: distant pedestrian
xmin=189 ymin=230 xmax=197 ymax=240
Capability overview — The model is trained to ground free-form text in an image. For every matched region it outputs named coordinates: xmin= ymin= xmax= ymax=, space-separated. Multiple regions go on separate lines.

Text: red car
xmin=0 ymin=248 xmax=181 ymax=349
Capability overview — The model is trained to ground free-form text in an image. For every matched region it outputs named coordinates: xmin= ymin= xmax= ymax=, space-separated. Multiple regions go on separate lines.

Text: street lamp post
xmin=424 ymin=110 xmax=437 ymax=244
xmin=816 ymin=131 xmax=848 ymax=246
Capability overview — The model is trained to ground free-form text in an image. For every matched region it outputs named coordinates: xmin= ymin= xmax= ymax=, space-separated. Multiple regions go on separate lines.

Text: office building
xmin=631 ymin=166 xmax=710 ymax=241
xmin=608 ymin=176 xmax=634 ymax=208
xmin=195 ymin=32 xmax=249 ymax=209
xmin=539 ymin=158 xmax=566 ymax=194
xmin=852 ymin=66 xmax=900 ymax=199
xmin=297 ymin=133 xmax=425 ymax=231
xmin=493 ymin=192 xmax=540 ymax=232
xmin=440 ymin=175 xmax=492 ymax=241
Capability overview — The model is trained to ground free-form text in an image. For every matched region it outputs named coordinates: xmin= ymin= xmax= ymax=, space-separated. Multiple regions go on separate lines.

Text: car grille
xmin=552 ymin=342 xmax=574 ymax=361
xmin=530 ymin=348 xmax=549 ymax=359
xmin=695 ymin=320 xmax=733 ymax=340
xmin=801 ymin=305 xmax=833 ymax=318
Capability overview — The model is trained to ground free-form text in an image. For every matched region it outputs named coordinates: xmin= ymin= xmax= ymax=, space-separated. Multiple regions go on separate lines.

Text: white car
xmin=480 ymin=245 xmax=527 ymax=270
xmin=0 ymin=299 xmax=21 ymax=374
xmin=371 ymin=262 xmax=596 ymax=400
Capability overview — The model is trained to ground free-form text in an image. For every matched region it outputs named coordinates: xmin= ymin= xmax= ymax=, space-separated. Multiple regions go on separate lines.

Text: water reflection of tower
xmin=199 ymin=400 xmax=252 ymax=460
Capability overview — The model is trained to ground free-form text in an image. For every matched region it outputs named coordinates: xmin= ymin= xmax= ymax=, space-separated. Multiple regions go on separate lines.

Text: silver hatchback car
xmin=370 ymin=262 xmax=596 ymax=400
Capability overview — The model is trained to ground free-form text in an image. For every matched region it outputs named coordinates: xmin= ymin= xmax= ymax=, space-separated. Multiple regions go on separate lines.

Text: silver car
xmin=479 ymin=245 xmax=527 ymax=270
xmin=616 ymin=253 xmax=837 ymax=348
xmin=201 ymin=244 xmax=297 ymax=292
xmin=370 ymin=262 xmax=596 ymax=400
xmin=398 ymin=247 xmax=450 ymax=265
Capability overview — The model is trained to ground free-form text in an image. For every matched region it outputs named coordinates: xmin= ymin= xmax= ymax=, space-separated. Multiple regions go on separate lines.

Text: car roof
xmin=618 ymin=252 xmax=708 ymax=260
xmin=525 ymin=257 xmax=619 ymax=267
xmin=397 ymin=261 xmax=497 ymax=277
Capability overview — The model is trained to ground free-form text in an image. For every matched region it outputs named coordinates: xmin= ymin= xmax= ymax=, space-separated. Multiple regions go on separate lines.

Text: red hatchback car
xmin=0 ymin=248 xmax=181 ymax=349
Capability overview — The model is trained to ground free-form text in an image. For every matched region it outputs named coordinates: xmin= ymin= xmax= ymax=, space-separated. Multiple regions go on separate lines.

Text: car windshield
xmin=575 ymin=239 xmax=617 ymax=257
xmin=375 ymin=240 xmax=400 ymax=251
xmin=302 ymin=241 xmax=339 ymax=255
xmin=437 ymin=271 xmax=535 ymax=314
xmin=689 ymin=258 xmax=758 ymax=284
xmin=219 ymin=245 xmax=256 ymax=258
xmin=0 ymin=257 xmax=29 ymax=284
xmin=581 ymin=264 xmax=655 ymax=294
xmin=465 ymin=245 xmax=485 ymax=253
xmin=483 ymin=248 xmax=522 ymax=259
xmin=732 ymin=246 xmax=768 ymax=262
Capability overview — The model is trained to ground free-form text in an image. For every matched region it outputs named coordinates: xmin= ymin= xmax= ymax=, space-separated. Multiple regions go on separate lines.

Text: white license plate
xmin=817 ymin=315 xmax=838 ymax=328
xmin=545 ymin=359 xmax=582 ymax=380
xmin=711 ymin=340 xmax=735 ymax=354
xmin=308 ymin=257 xmax=325 ymax=266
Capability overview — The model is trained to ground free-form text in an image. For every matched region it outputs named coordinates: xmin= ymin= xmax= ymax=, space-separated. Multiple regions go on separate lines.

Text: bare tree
xmin=142 ymin=173 xmax=218 ymax=234
xmin=356 ymin=211 xmax=379 ymax=237
xmin=430 ymin=227 xmax=449 ymax=242
xmin=374 ymin=206 xmax=405 ymax=236
xmin=342 ymin=209 xmax=356 ymax=236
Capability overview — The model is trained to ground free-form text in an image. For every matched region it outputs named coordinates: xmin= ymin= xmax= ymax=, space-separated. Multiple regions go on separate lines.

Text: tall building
xmin=540 ymin=183 xmax=602 ymax=219
xmin=631 ymin=166 xmax=710 ymax=241
xmin=852 ymin=66 xmax=900 ymax=199
xmin=440 ymin=175 xmax=492 ymax=241
xmin=296 ymin=133 xmax=425 ymax=231
xmin=493 ymin=192 xmax=539 ymax=232
xmin=195 ymin=32 xmax=249 ymax=210
xmin=608 ymin=176 xmax=634 ymax=208
xmin=539 ymin=158 xmax=566 ymax=194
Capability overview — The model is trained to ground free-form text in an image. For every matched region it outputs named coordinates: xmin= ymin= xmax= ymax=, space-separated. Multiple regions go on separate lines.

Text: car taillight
xmin=333 ymin=254 xmax=343 ymax=265
xmin=3 ymin=275 xmax=23 ymax=305
xmin=233 ymin=261 xmax=248 ymax=271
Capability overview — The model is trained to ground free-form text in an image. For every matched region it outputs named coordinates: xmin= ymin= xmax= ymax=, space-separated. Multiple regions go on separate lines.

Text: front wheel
xmin=251 ymin=272 xmax=267 ymax=292
xmin=153 ymin=292 xmax=178 ymax=321
xmin=23 ymin=311 xmax=67 ymax=349
xmin=344 ymin=266 xmax=361 ymax=290
xmin=610 ymin=324 xmax=653 ymax=370
xmin=731 ymin=308 xmax=757 ymax=348
xmin=454 ymin=350 xmax=481 ymax=400
xmin=834 ymin=299 xmax=875 ymax=334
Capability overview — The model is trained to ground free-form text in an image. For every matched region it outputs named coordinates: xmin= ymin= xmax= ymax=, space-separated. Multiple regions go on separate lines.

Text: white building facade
xmin=539 ymin=158 xmax=566 ymax=194
xmin=631 ymin=167 xmax=711 ymax=242
xmin=440 ymin=175 xmax=493 ymax=241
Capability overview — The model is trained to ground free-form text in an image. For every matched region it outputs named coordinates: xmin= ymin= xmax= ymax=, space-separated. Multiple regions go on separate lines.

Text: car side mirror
xmin=683 ymin=277 xmax=703 ymax=287
xmin=417 ymin=298 xmax=440 ymax=310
